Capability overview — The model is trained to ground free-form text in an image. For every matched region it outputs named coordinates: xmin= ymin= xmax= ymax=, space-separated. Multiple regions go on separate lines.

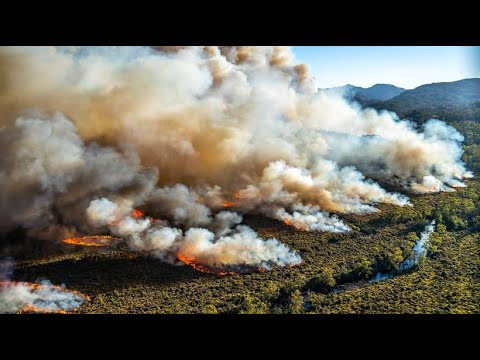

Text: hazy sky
xmin=293 ymin=46 xmax=480 ymax=89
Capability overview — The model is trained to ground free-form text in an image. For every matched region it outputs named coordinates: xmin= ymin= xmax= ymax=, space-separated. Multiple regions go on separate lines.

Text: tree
xmin=436 ymin=223 xmax=447 ymax=234
xmin=387 ymin=247 xmax=404 ymax=270
xmin=474 ymin=215 xmax=480 ymax=230
xmin=404 ymin=232 xmax=420 ymax=257
xmin=304 ymin=268 xmax=336 ymax=293
xmin=239 ymin=295 xmax=269 ymax=314
xmin=406 ymin=232 xmax=419 ymax=242
xmin=447 ymin=215 xmax=468 ymax=230
xmin=290 ymin=289 xmax=304 ymax=314
xmin=203 ymin=304 xmax=218 ymax=314
xmin=352 ymin=258 xmax=373 ymax=279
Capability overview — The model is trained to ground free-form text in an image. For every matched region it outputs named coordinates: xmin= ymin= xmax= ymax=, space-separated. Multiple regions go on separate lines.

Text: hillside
xmin=361 ymin=78 xmax=480 ymax=122
xmin=322 ymin=83 xmax=406 ymax=101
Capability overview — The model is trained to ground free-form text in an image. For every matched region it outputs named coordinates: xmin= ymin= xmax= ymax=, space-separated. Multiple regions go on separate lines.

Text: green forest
xmin=13 ymin=113 xmax=479 ymax=314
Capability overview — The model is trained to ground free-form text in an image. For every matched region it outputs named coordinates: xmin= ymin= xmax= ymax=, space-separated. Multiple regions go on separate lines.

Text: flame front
xmin=132 ymin=209 xmax=144 ymax=218
xmin=63 ymin=235 xmax=121 ymax=247
xmin=222 ymin=193 xmax=242 ymax=208
xmin=17 ymin=304 xmax=69 ymax=314
xmin=282 ymin=219 xmax=307 ymax=231
xmin=221 ymin=201 xmax=236 ymax=208
xmin=0 ymin=281 xmax=90 ymax=314
xmin=177 ymin=252 xmax=232 ymax=276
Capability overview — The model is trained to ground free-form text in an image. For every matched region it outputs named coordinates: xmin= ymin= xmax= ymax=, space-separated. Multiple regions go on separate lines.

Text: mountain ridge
xmin=320 ymin=83 xmax=406 ymax=101
xmin=360 ymin=78 xmax=480 ymax=123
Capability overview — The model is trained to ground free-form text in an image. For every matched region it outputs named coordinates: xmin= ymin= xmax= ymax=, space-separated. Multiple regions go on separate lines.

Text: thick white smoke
xmin=0 ymin=280 xmax=86 ymax=314
xmin=0 ymin=258 xmax=86 ymax=314
xmin=0 ymin=46 xmax=472 ymax=271
xmin=86 ymin=197 xmax=302 ymax=269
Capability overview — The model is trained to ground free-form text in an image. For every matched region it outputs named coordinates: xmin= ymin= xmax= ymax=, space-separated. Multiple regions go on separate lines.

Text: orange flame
xmin=63 ymin=235 xmax=121 ymax=247
xmin=105 ymin=209 xmax=144 ymax=226
xmin=17 ymin=304 xmax=69 ymax=314
xmin=0 ymin=281 xmax=89 ymax=314
xmin=221 ymin=193 xmax=242 ymax=207
xmin=133 ymin=209 xmax=163 ymax=224
xmin=221 ymin=201 xmax=236 ymax=207
xmin=176 ymin=254 xmax=278 ymax=275
xmin=282 ymin=219 xmax=307 ymax=231
xmin=132 ymin=209 xmax=144 ymax=218
xmin=177 ymin=252 xmax=233 ymax=276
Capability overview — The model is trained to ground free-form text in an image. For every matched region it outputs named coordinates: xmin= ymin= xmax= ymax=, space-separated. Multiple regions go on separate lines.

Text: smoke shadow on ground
xmin=13 ymin=253 xmax=209 ymax=297
xmin=0 ymin=230 xmax=66 ymax=260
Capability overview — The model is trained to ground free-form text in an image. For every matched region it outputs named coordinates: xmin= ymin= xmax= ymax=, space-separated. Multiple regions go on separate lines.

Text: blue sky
xmin=292 ymin=46 xmax=480 ymax=89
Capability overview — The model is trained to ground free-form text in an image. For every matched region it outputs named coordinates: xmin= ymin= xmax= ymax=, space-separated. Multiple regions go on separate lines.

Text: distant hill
xmin=321 ymin=83 xmax=406 ymax=101
xmin=361 ymin=78 xmax=480 ymax=123
xmin=379 ymin=78 xmax=480 ymax=109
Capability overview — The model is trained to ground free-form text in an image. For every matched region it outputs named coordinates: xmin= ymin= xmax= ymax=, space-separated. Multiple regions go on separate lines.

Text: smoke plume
xmin=0 ymin=46 xmax=472 ymax=270
xmin=0 ymin=258 xmax=86 ymax=313
xmin=86 ymin=197 xmax=301 ymax=269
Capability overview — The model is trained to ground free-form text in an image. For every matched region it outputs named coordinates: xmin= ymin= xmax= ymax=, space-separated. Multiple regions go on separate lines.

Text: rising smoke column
xmin=0 ymin=46 xmax=472 ymax=269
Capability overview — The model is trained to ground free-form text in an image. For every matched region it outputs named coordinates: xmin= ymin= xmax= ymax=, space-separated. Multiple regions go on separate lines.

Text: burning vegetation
xmin=63 ymin=235 xmax=122 ymax=247
xmin=0 ymin=280 xmax=89 ymax=314
xmin=131 ymin=209 xmax=144 ymax=218
xmin=176 ymin=251 xmax=297 ymax=275
xmin=0 ymin=46 xmax=472 ymax=279
xmin=221 ymin=201 xmax=236 ymax=208
xmin=177 ymin=252 xmax=235 ymax=275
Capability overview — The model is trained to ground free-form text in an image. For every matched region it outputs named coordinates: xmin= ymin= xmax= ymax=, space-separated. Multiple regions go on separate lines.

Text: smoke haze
xmin=0 ymin=46 xmax=472 ymax=270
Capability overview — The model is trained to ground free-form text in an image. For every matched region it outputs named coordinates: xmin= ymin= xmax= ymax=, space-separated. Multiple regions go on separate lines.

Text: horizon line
xmin=317 ymin=76 xmax=480 ymax=90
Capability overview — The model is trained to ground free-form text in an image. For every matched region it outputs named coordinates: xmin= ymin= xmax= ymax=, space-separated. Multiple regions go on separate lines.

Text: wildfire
xmin=104 ymin=208 xmax=145 ymax=226
xmin=282 ymin=219 xmax=307 ymax=231
xmin=0 ymin=281 xmax=89 ymax=314
xmin=221 ymin=193 xmax=241 ymax=208
xmin=63 ymin=235 xmax=121 ymax=247
xmin=132 ymin=209 xmax=144 ymax=218
xmin=133 ymin=208 xmax=163 ymax=224
xmin=177 ymin=252 xmax=233 ymax=276
xmin=176 ymin=252 xmax=271 ymax=275
xmin=221 ymin=201 xmax=236 ymax=207
xmin=17 ymin=304 xmax=68 ymax=314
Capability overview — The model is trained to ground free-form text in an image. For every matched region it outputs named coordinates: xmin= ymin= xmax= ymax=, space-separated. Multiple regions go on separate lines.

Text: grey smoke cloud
xmin=0 ymin=46 xmax=472 ymax=270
